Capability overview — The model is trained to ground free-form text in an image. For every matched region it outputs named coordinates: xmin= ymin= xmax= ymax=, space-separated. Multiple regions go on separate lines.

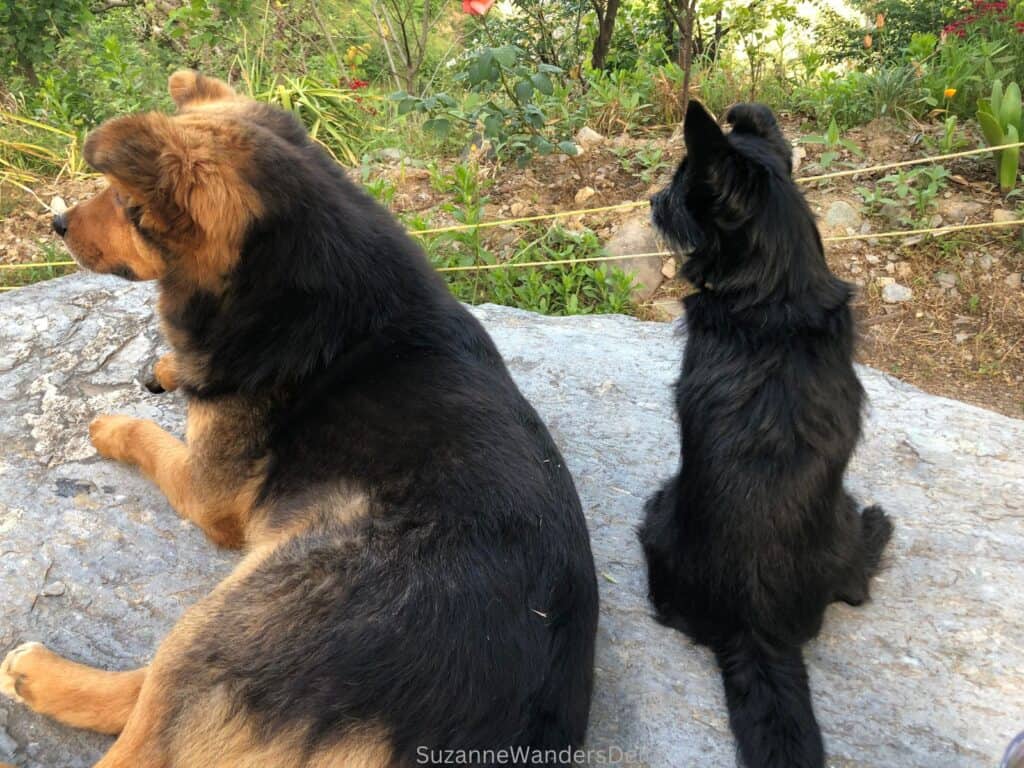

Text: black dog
xmin=638 ymin=101 xmax=893 ymax=768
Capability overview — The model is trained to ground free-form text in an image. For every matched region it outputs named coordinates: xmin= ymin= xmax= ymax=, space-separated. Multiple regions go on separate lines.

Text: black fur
xmin=638 ymin=101 xmax=894 ymax=768
xmin=161 ymin=105 xmax=598 ymax=764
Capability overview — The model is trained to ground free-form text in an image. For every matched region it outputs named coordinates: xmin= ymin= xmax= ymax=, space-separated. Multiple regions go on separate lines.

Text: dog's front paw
xmin=0 ymin=642 xmax=46 ymax=704
xmin=144 ymin=353 xmax=179 ymax=394
xmin=89 ymin=415 xmax=139 ymax=463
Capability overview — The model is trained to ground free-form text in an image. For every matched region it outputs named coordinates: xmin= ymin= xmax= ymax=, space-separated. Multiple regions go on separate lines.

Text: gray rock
xmin=574 ymin=126 xmax=605 ymax=151
xmin=602 ymin=217 xmax=666 ymax=301
xmin=373 ymin=147 xmax=406 ymax=163
xmin=2 ymin=275 xmax=1023 ymax=768
xmin=882 ymin=283 xmax=913 ymax=303
xmin=937 ymin=199 xmax=983 ymax=222
xmin=935 ymin=272 xmax=957 ymax=290
xmin=1005 ymin=272 xmax=1022 ymax=289
xmin=823 ymin=201 xmax=863 ymax=234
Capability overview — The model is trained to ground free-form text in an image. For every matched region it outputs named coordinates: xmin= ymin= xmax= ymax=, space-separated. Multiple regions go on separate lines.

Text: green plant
xmin=258 ymin=76 xmax=368 ymax=165
xmin=393 ymin=45 xmax=576 ymax=166
xmin=859 ymin=165 xmax=950 ymax=225
xmin=802 ymin=119 xmax=863 ymax=170
xmin=0 ymin=242 xmax=76 ymax=290
xmin=977 ymin=78 xmax=1022 ymax=193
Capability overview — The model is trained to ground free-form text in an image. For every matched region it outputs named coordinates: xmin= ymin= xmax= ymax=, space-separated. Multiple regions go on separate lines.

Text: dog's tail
xmin=714 ymin=632 xmax=824 ymax=768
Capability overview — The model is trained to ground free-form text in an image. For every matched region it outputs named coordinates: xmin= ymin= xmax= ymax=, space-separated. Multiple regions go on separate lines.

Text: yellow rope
xmin=411 ymin=201 xmax=647 ymax=236
xmin=2 ymin=220 xmax=1020 ymax=285
xmin=823 ymin=218 xmax=1022 ymax=243
xmin=796 ymin=141 xmax=1024 ymax=184
xmin=436 ymin=251 xmax=668 ymax=273
xmin=0 ymin=261 xmax=76 ymax=270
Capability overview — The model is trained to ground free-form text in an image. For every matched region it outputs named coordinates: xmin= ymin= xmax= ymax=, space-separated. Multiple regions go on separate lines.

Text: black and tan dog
xmin=0 ymin=72 xmax=598 ymax=767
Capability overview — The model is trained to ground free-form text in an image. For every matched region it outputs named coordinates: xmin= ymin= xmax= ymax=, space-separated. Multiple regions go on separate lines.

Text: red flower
xmin=348 ymin=79 xmax=370 ymax=90
xmin=462 ymin=0 xmax=494 ymax=16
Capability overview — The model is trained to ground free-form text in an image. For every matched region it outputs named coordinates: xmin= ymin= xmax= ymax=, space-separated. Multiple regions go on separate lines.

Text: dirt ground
xmin=2 ymin=119 xmax=1021 ymax=418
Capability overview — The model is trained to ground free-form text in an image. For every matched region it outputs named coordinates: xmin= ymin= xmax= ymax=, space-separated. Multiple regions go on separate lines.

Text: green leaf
xmin=397 ymin=98 xmax=417 ymax=116
xmin=999 ymin=125 xmax=1020 ymax=193
xmin=977 ymin=110 xmax=1005 ymax=149
xmin=423 ymin=118 xmax=451 ymax=140
xmin=531 ymin=72 xmax=554 ymax=96
xmin=992 ymin=79 xmax=1004 ymax=114
xmin=999 ymin=82 xmax=1021 ymax=134
xmin=514 ymin=79 xmax=534 ymax=103
xmin=493 ymin=46 xmax=518 ymax=67
xmin=558 ymin=140 xmax=579 ymax=156
xmin=483 ymin=114 xmax=502 ymax=138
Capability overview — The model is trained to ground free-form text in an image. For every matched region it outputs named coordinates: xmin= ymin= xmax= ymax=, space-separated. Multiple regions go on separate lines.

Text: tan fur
xmin=152 ymin=353 xmax=180 ymax=392
xmin=14 ymin=72 xmax=390 ymax=767
xmin=62 ymin=185 xmax=165 ymax=280
xmin=0 ymin=643 xmax=145 ymax=735
xmin=89 ymin=399 xmax=268 ymax=549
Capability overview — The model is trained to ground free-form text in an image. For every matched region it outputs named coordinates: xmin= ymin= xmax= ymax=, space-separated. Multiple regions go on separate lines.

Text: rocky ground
xmin=2 ymin=118 xmax=1022 ymax=416
xmin=1 ymin=275 xmax=1022 ymax=767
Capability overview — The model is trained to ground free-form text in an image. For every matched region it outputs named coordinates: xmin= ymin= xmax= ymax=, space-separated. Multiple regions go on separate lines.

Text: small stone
xmin=823 ymin=201 xmax=863 ymax=234
xmin=896 ymin=262 xmax=914 ymax=279
xmin=50 ymin=196 xmax=67 ymax=215
xmin=374 ymin=147 xmax=405 ymax=163
xmin=574 ymin=126 xmax=605 ymax=149
xmin=510 ymin=202 xmax=528 ymax=217
xmin=977 ymin=255 xmax=993 ymax=271
xmin=1005 ymin=272 xmax=1022 ymax=289
xmin=865 ymin=253 xmax=881 ymax=265
xmin=993 ymin=209 xmax=1019 ymax=224
xmin=937 ymin=199 xmax=983 ymax=221
xmin=791 ymin=145 xmax=807 ymax=174
xmin=41 ymin=580 xmax=66 ymax=596
xmin=885 ymin=262 xmax=895 ymax=274
xmin=661 ymin=259 xmax=678 ymax=280
xmin=882 ymin=283 xmax=913 ymax=303
xmin=935 ymin=272 xmax=957 ymax=290
xmin=574 ymin=187 xmax=597 ymax=204
xmin=955 ymin=332 xmax=973 ymax=344
xmin=602 ymin=216 xmax=665 ymax=300
xmin=929 ymin=214 xmax=943 ymax=228
xmin=876 ymin=276 xmax=895 ymax=287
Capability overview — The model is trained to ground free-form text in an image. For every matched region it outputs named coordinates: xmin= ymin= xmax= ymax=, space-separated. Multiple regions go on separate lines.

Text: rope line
xmin=2 ymin=143 xmax=1022 ymax=286
xmin=5 ymin=220 xmax=1018 ymax=286
xmin=0 ymin=261 xmax=76 ymax=270
xmin=406 ymin=141 xmax=1024 ymax=237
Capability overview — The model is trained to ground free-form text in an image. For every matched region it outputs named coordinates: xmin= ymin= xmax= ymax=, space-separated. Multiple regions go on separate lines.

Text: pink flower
xmin=462 ymin=0 xmax=494 ymax=16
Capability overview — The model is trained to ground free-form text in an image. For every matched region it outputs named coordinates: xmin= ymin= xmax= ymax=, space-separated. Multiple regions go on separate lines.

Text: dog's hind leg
xmin=834 ymin=501 xmax=894 ymax=607
xmin=0 ymin=642 xmax=146 ymax=735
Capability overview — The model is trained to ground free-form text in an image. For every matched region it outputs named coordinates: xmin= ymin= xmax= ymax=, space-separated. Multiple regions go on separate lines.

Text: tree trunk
xmin=675 ymin=0 xmax=697 ymax=115
xmin=590 ymin=0 xmax=621 ymax=70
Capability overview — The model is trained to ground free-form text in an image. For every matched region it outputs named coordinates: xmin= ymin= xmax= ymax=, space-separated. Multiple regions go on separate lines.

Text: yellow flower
xmin=944 ymin=88 xmax=957 ymax=99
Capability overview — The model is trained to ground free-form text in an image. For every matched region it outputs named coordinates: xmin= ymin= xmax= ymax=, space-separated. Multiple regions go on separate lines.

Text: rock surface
xmin=2 ymin=275 xmax=1023 ymax=768
xmin=823 ymin=200 xmax=863 ymax=234
xmin=603 ymin=216 xmax=665 ymax=300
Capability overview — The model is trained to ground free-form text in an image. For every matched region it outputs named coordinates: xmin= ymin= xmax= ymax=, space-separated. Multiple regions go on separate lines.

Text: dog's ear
xmin=727 ymin=103 xmax=793 ymax=174
xmin=726 ymin=103 xmax=780 ymax=138
xmin=168 ymin=69 xmax=237 ymax=109
xmin=684 ymin=100 xmax=728 ymax=158
xmin=84 ymin=113 xmax=187 ymax=223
